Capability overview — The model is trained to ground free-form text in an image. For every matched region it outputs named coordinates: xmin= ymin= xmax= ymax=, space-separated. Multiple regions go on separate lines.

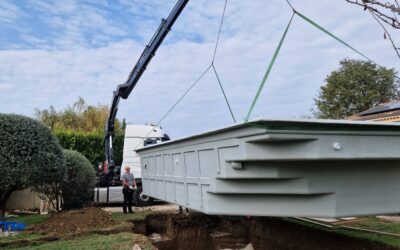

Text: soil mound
xmin=34 ymin=207 xmax=114 ymax=234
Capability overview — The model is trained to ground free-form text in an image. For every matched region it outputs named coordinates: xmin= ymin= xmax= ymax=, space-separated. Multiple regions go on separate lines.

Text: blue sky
xmin=0 ymin=0 xmax=399 ymax=138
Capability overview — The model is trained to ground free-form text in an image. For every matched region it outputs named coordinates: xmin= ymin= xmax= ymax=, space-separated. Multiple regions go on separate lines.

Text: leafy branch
xmin=345 ymin=0 xmax=400 ymax=58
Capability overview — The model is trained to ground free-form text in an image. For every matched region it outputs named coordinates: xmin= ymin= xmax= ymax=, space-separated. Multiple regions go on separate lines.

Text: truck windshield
xmin=144 ymin=138 xmax=160 ymax=147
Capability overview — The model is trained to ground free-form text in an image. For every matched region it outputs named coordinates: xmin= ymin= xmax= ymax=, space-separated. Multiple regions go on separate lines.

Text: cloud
xmin=0 ymin=0 xmax=399 ymax=138
xmin=0 ymin=84 xmax=10 ymax=91
xmin=0 ymin=1 xmax=22 ymax=23
xmin=6 ymin=0 xmax=129 ymax=49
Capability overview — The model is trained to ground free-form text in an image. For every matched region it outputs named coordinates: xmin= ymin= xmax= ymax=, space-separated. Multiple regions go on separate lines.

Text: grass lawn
xmin=6 ymin=232 xmax=153 ymax=250
xmin=337 ymin=228 xmax=400 ymax=249
xmin=5 ymin=214 xmax=49 ymax=226
xmin=289 ymin=217 xmax=400 ymax=249
xmin=0 ymin=232 xmax=44 ymax=246
xmin=1 ymin=214 xmax=50 ymax=245
xmin=340 ymin=217 xmax=400 ymax=235
xmin=1 ymin=210 xmax=153 ymax=250
xmin=335 ymin=217 xmax=400 ymax=249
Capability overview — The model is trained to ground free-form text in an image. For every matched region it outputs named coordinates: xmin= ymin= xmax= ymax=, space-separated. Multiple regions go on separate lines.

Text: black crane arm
xmin=105 ymin=0 xmax=189 ymax=167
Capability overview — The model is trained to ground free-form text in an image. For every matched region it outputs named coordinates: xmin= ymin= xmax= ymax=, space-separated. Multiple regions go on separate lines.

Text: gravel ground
xmin=377 ymin=216 xmax=400 ymax=223
xmin=101 ymin=203 xmax=180 ymax=213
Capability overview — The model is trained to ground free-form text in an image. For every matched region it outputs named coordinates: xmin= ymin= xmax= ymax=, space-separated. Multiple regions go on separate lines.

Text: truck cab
xmin=94 ymin=124 xmax=169 ymax=206
xmin=122 ymin=124 xmax=168 ymax=180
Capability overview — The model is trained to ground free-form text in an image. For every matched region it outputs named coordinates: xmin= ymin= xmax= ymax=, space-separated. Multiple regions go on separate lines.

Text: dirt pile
xmin=33 ymin=207 xmax=115 ymax=235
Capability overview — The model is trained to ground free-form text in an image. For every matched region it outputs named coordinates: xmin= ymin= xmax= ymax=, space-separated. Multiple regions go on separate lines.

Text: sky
xmin=0 ymin=0 xmax=399 ymax=139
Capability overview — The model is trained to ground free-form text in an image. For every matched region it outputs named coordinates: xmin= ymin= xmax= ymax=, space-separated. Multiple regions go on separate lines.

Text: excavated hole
xmin=132 ymin=213 xmax=250 ymax=250
xmin=132 ymin=213 xmax=399 ymax=250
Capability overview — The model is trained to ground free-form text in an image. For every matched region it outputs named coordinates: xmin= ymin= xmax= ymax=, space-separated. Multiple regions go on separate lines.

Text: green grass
xmin=0 ymin=232 xmax=44 ymax=245
xmin=335 ymin=217 xmax=400 ymax=249
xmin=5 ymin=214 xmax=49 ymax=226
xmin=337 ymin=228 xmax=400 ymax=249
xmin=287 ymin=217 xmax=400 ymax=249
xmin=2 ymin=210 xmax=152 ymax=247
xmin=6 ymin=232 xmax=140 ymax=250
xmin=1 ymin=214 xmax=50 ymax=245
xmin=111 ymin=210 xmax=151 ymax=222
xmin=1 ymin=211 xmax=156 ymax=250
xmin=341 ymin=217 xmax=400 ymax=235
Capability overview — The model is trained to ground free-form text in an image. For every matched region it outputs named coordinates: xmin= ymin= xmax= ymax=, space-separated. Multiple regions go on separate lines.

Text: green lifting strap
xmin=245 ymin=13 xmax=295 ymax=122
xmin=295 ymin=10 xmax=375 ymax=63
xmin=294 ymin=10 xmax=399 ymax=80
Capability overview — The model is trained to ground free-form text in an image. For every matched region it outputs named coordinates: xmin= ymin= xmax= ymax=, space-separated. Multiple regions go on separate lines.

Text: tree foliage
xmin=54 ymin=130 xmax=124 ymax=166
xmin=314 ymin=59 xmax=399 ymax=119
xmin=0 ymin=114 xmax=65 ymax=216
xmin=61 ymin=150 xmax=96 ymax=209
xmin=35 ymin=97 xmax=125 ymax=166
xmin=35 ymin=97 xmax=123 ymax=134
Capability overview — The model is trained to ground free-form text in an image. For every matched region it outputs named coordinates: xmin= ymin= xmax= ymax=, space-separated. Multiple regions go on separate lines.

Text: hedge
xmin=0 ymin=114 xmax=65 ymax=214
xmin=62 ymin=149 xmax=96 ymax=208
xmin=53 ymin=130 xmax=124 ymax=167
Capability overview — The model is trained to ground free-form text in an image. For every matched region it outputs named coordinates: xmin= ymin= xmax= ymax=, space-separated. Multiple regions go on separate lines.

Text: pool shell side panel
xmin=137 ymin=119 xmax=400 ymax=217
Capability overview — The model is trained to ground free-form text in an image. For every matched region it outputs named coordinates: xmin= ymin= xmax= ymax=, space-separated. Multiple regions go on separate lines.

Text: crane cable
xmin=211 ymin=0 xmax=236 ymax=123
xmin=131 ymin=0 xmax=233 ymax=150
xmin=157 ymin=0 xmax=236 ymax=125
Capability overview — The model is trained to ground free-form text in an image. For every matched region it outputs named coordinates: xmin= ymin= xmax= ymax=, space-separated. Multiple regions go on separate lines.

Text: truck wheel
xmin=133 ymin=186 xmax=153 ymax=207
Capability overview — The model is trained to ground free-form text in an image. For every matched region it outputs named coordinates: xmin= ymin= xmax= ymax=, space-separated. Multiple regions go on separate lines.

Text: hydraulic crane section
xmin=105 ymin=0 xmax=189 ymax=166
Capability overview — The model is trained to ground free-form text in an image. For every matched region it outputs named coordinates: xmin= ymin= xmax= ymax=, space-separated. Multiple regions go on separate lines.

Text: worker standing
xmin=121 ymin=166 xmax=137 ymax=214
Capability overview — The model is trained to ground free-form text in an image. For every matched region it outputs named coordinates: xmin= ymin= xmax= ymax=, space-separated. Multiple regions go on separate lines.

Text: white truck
xmin=94 ymin=124 xmax=169 ymax=206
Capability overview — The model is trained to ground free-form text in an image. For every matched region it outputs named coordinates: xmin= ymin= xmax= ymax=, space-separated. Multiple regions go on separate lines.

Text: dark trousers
xmin=122 ymin=187 xmax=133 ymax=213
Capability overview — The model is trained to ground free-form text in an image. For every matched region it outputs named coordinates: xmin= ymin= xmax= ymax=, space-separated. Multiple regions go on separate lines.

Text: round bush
xmin=0 ymin=114 xmax=65 ymax=195
xmin=61 ymin=149 xmax=96 ymax=208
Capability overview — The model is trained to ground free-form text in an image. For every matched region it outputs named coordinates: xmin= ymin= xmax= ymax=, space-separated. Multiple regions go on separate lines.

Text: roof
xmin=358 ymin=100 xmax=400 ymax=116
xmin=349 ymin=100 xmax=400 ymax=121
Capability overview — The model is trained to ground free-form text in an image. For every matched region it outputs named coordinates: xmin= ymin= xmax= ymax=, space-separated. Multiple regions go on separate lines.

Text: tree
xmin=345 ymin=0 xmax=400 ymax=58
xmin=34 ymin=175 xmax=64 ymax=212
xmin=35 ymin=97 xmax=126 ymax=166
xmin=61 ymin=150 xmax=96 ymax=209
xmin=314 ymin=59 xmax=399 ymax=119
xmin=35 ymin=97 xmax=124 ymax=134
xmin=0 ymin=114 xmax=65 ymax=218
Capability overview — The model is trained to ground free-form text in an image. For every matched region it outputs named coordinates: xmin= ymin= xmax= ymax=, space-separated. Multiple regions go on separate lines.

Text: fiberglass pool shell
xmin=136 ymin=119 xmax=400 ymax=217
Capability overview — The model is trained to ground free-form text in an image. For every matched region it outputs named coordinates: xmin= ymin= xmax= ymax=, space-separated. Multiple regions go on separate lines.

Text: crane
xmin=104 ymin=0 xmax=189 ymax=168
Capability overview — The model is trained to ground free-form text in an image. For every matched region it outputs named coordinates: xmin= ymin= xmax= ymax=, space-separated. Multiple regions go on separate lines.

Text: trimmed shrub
xmin=54 ymin=130 xmax=124 ymax=166
xmin=0 ymin=114 xmax=65 ymax=215
xmin=61 ymin=149 xmax=96 ymax=209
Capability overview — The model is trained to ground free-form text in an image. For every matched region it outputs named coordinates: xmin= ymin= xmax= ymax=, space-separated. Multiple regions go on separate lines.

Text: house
xmin=348 ymin=100 xmax=400 ymax=122
xmin=6 ymin=189 xmax=43 ymax=211
xmin=6 ymin=189 xmax=58 ymax=213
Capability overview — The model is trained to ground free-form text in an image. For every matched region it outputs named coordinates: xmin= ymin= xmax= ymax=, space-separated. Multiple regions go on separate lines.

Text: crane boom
xmin=105 ymin=0 xmax=189 ymax=167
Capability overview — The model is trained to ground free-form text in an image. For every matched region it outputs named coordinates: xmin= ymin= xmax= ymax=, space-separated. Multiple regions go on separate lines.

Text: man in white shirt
xmin=120 ymin=166 xmax=137 ymax=214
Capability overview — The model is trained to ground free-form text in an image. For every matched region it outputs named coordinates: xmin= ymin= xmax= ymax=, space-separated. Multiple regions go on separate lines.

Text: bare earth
xmin=377 ymin=216 xmax=400 ymax=223
xmin=101 ymin=203 xmax=179 ymax=214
